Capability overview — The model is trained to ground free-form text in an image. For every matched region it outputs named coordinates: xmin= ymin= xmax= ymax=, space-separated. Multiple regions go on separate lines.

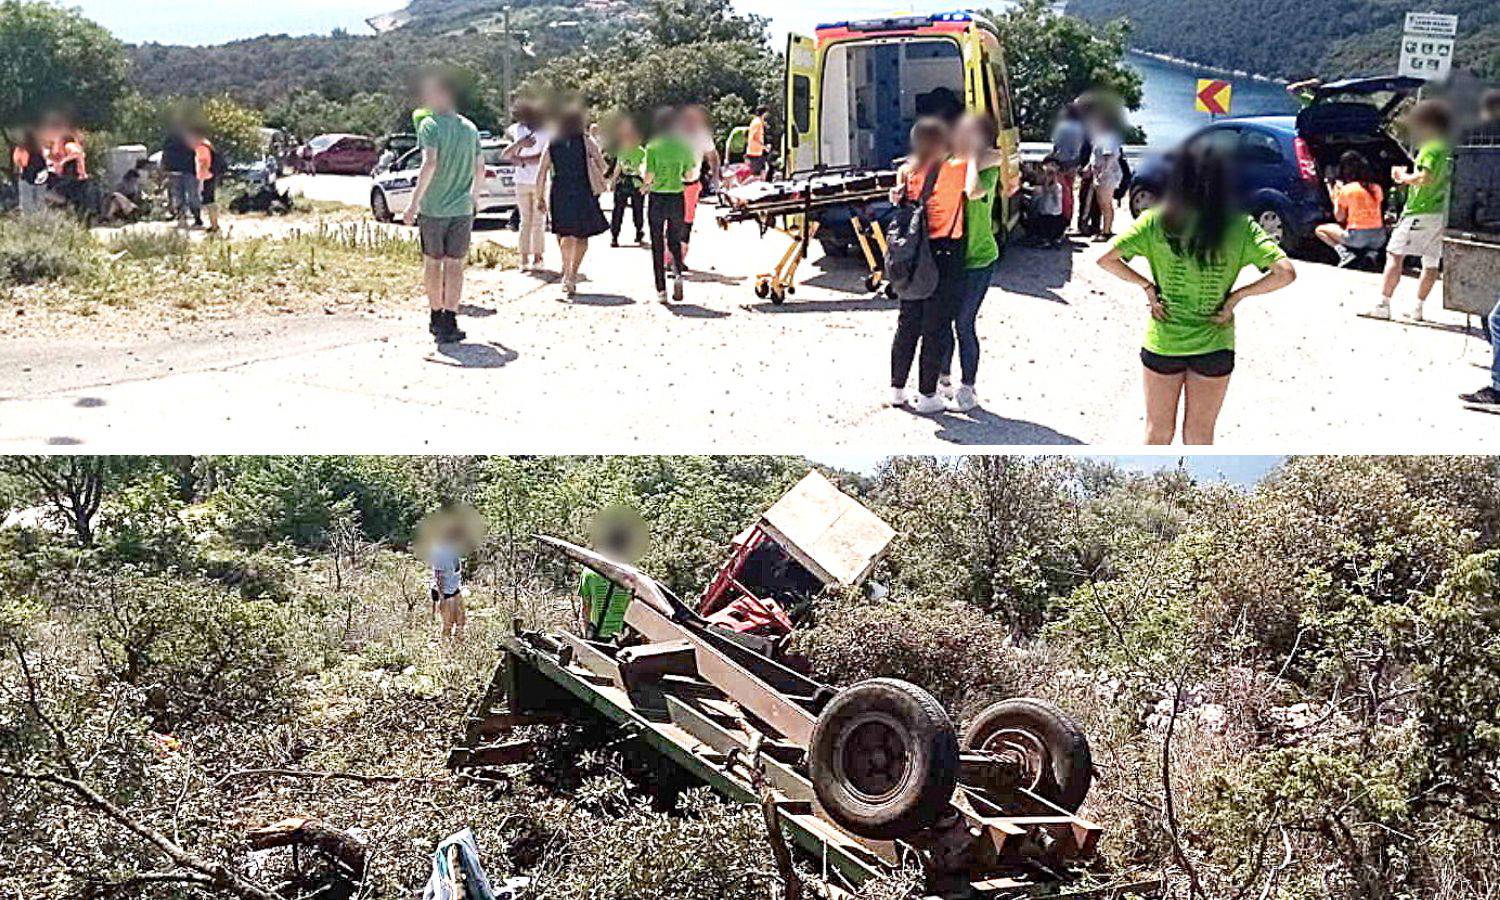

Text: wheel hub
xmin=833 ymin=712 xmax=914 ymax=803
xmin=976 ymin=727 xmax=1049 ymax=794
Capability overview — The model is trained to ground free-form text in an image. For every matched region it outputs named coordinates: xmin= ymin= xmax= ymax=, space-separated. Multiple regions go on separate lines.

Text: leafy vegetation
xmin=1069 ymin=0 xmax=1500 ymax=81
xmin=3 ymin=455 xmax=1499 ymax=898
xmin=986 ymin=1 xmax=1145 ymax=142
xmin=0 ymin=0 xmax=131 ymax=131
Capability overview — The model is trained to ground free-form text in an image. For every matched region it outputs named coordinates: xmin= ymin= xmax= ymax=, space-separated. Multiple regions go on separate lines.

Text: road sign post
xmin=1195 ymin=79 xmax=1233 ymax=117
xmin=1399 ymin=12 xmax=1458 ymax=82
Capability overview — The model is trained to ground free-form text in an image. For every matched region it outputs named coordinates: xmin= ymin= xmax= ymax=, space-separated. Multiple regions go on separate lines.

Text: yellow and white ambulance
xmin=783 ymin=11 xmax=1024 ymax=235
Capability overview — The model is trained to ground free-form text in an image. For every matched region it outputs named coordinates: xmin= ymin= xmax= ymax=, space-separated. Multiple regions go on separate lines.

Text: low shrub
xmin=790 ymin=597 xmax=1032 ymax=721
xmin=104 ymin=228 xmax=191 ymax=260
xmin=0 ymin=212 xmax=98 ymax=283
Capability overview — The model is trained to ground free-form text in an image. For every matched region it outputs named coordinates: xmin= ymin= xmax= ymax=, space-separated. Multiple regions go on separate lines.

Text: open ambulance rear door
xmin=785 ymin=33 xmax=819 ymax=175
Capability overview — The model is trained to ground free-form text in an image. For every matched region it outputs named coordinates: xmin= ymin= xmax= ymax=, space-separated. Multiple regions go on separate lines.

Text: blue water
xmin=1128 ymin=51 xmax=1300 ymax=147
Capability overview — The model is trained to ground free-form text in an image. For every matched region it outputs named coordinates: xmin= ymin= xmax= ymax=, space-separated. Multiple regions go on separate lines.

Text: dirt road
xmin=2 ymin=176 xmax=1495 ymax=452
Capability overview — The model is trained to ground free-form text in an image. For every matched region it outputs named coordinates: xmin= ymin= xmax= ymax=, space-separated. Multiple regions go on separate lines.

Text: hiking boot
xmin=436 ymin=310 xmax=465 ymax=344
xmin=1460 ymin=386 xmax=1500 ymax=406
xmin=429 ymin=310 xmax=444 ymax=337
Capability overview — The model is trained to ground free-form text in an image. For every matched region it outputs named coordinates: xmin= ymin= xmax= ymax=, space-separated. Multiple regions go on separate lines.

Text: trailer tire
xmin=963 ymin=698 xmax=1092 ymax=813
xmin=809 ymin=678 xmax=959 ymax=840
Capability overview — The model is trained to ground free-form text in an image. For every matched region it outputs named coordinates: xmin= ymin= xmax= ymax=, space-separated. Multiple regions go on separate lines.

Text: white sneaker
xmin=909 ymin=393 xmax=945 ymax=414
xmin=890 ymin=387 xmax=909 ymax=407
xmin=937 ymin=376 xmax=957 ymax=400
xmin=1410 ymin=302 xmax=1425 ymax=323
xmin=1364 ymin=301 xmax=1392 ymax=321
xmin=658 ymin=290 xmax=670 ymax=304
xmin=1334 ymin=245 xmax=1357 ymax=268
xmin=947 ymin=384 xmax=979 ymax=412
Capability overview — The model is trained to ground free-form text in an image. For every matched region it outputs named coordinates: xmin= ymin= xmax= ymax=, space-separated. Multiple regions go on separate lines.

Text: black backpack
xmin=886 ymin=162 xmax=944 ymax=300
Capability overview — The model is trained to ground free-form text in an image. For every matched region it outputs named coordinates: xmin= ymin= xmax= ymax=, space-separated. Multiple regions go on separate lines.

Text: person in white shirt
xmin=676 ymin=104 xmax=720 ymax=266
xmin=502 ymin=99 xmax=550 ymax=272
xmin=428 ymin=532 xmax=466 ymax=641
xmin=1087 ymin=110 xmax=1124 ymax=241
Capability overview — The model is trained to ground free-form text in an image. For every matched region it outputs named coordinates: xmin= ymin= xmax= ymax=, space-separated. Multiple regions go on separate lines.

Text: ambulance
xmin=782 ymin=11 xmax=1024 ymax=239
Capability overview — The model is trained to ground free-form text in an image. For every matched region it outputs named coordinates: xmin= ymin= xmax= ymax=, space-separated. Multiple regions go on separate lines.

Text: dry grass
xmin=1 ymin=215 xmax=522 ymax=333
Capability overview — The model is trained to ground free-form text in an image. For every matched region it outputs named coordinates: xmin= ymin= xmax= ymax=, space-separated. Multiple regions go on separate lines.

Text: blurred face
xmin=1043 ymin=162 xmax=1059 ymax=180
xmin=421 ymin=78 xmax=454 ymax=113
xmin=618 ymin=120 xmax=640 ymax=146
xmin=956 ymin=117 xmax=992 ymax=155
xmin=684 ymin=107 xmax=709 ymax=134
xmin=911 ymin=129 xmax=948 ymax=161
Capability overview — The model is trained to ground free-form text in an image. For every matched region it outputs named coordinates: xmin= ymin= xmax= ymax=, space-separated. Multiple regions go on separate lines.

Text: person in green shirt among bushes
xmin=643 ymin=107 xmax=695 ymax=304
xmin=1097 ymin=140 xmax=1297 ymax=446
xmin=1370 ymin=99 xmax=1454 ymax=323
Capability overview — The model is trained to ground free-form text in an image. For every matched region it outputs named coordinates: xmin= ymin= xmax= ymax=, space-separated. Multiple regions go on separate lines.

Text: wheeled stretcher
xmin=718 ymin=168 xmax=898 ymax=303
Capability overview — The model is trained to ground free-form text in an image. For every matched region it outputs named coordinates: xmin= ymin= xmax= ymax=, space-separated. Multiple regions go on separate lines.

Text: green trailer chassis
xmin=450 ymin=628 xmax=1159 ymax=900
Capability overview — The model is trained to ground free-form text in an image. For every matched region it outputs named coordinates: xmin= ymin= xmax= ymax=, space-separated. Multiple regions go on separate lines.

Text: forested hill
xmin=126 ymin=0 xmax=652 ymax=108
xmin=1068 ymin=0 xmax=1499 ymax=81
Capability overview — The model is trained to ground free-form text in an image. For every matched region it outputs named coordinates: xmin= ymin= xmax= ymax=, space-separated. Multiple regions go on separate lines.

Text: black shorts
xmin=1141 ymin=348 xmax=1235 ymax=378
xmin=201 ymin=178 xmax=217 ymax=204
xmin=747 ymin=155 xmax=767 ymax=175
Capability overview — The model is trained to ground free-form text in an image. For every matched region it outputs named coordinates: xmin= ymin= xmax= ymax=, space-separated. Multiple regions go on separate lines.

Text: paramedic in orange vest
xmin=194 ymin=133 xmax=221 ymax=232
xmin=11 ymin=131 xmax=47 ymax=213
xmin=889 ymin=117 xmax=968 ymax=415
xmin=745 ymin=106 xmax=770 ymax=180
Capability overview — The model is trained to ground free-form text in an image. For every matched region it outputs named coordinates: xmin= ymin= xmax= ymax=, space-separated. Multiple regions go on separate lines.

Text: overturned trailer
xmin=451 ymin=536 xmax=1158 ymax=899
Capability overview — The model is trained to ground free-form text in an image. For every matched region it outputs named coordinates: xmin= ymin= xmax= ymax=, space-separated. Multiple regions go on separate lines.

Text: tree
xmin=1 ymin=456 xmax=116 ymax=547
xmin=0 ymin=1 xmax=131 ymax=132
xmin=984 ymin=0 xmax=1143 ymax=141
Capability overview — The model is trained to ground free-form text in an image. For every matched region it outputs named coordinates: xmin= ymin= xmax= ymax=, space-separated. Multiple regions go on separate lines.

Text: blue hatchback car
xmin=1129 ymin=77 xmax=1421 ymax=254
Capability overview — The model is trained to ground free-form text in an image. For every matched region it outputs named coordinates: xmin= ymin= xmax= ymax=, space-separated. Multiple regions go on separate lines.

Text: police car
xmin=370 ymin=140 xmax=518 ymax=223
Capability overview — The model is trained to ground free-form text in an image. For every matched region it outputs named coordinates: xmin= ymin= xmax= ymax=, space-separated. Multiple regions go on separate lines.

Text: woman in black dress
xmin=536 ymin=105 xmax=608 ymax=300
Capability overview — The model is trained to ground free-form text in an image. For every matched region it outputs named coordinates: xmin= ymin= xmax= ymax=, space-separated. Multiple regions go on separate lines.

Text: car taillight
xmin=1293 ymin=137 xmax=1319 ymax=183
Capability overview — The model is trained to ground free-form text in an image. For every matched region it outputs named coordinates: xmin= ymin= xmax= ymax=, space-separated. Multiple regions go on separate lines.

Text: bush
xmin=206 ymin=456 xmax=430 ymax=547
xmin=790 ymin=597 xmax=1030 ymax=721
xmin=83 ymin=572 xmax=297 ymax=727
xmin=0 ymin=212 xmax=98 ymax=284
xmin=105 ymin=228 xmax=191 ymax=260
xmin=529 ymin=783 xmax=781 ymax=900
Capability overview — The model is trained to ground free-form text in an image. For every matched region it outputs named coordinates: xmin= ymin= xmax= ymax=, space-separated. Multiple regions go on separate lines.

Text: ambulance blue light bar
xmin=817 ymin=11 xmax=975 ymax=32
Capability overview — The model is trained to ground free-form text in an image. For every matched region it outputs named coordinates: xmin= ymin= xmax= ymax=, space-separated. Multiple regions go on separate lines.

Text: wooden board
xmin=759 ymin=471 xmax=896 ymax=588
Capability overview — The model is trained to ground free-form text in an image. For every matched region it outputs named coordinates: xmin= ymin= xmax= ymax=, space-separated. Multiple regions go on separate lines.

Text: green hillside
xmin=1068 ymin=0 xmax=1499 ymax=80
xmin=126 ymin=0 xmax=651 ymax=109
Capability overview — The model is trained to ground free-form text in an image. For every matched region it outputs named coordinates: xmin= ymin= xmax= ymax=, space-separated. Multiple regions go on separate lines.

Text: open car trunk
xmin=820 ymin=37 xmax=965 ymax=170
xmin=1297 ymin=77 xmax=1421 ymax=210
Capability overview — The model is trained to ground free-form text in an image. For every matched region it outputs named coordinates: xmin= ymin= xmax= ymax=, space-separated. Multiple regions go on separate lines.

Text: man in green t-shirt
xmin=643 ymin=107 xmax=695 ymax=303
xmin=581 ymin=570 xmax=634 ymax=640
xmin=402 ymin=71 xmax=484 ymax=344
xmin=1371 ymin=99 xmax=1453 ymax=323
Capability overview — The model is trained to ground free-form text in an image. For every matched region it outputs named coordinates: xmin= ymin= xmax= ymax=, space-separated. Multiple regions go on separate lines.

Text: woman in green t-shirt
xmin=1097 ymin=142 xmax=1296 ymax=445
xmin=940 ymin=113 xmax=1005 ymax=413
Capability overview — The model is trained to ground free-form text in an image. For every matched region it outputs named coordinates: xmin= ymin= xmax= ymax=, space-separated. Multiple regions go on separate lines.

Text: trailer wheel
xmin=963 ymin=698 xmax=1092 ymax=813
xmin=754 ymin=279 xmax=771 ymax=300
xmin=809 ymin=678 xmax=959 ymax=840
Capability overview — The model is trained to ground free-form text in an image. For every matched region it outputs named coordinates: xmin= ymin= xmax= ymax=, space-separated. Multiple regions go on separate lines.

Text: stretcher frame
xmin=718 ymin=183 xmax=892 ymax=304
